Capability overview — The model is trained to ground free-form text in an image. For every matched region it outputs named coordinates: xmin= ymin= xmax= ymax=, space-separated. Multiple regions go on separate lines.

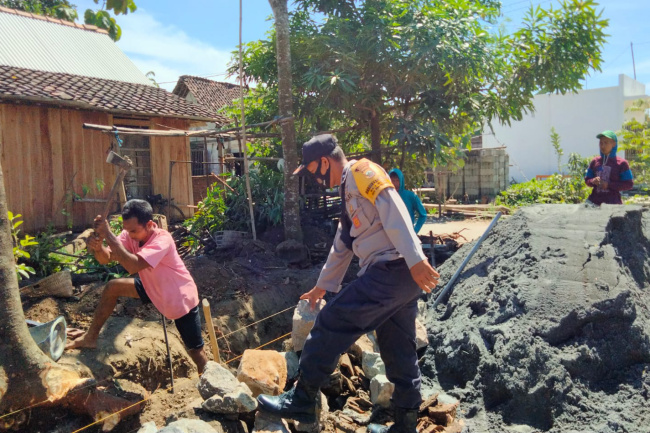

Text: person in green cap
xmin=584 ymin=130 xmax=634 ymax=205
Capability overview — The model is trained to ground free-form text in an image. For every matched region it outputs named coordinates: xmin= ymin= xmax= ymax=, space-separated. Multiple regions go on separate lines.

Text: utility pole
xmin=631 ymin=42 xmax=637 ymax=80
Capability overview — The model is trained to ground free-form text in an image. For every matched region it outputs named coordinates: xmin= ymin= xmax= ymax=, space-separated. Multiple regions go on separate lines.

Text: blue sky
xmin=74 ymin=0 xmax=650 ymax=93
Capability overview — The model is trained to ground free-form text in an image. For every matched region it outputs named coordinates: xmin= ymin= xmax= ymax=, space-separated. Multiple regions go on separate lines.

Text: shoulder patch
xmin=350 ymin=159 xmax=394 ymax=204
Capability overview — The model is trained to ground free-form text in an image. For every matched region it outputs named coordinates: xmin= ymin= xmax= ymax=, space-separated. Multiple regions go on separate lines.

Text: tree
xmin=146 ymin=71 xmax=160 ymax=88
xmin=237 ymin=0 xmax=608 ymax=166
xmin=550 ymin=127 xmax=564 ymax=173
xmin=0 ymin=0 xmax=137 ymax=41
xmin=619 ymin=98 xmax=650 ymax=186
xmin=268 ymin=0 xmax=302 ymax=242
xmin=0 ymin=0 xmax=77 ymax=20
xmin=0 ymin=160 xmax=140 ymax=429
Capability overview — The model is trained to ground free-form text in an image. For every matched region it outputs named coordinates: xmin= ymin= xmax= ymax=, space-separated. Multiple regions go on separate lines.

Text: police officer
xmin=257 ymin=134 xmax=439 ymax=433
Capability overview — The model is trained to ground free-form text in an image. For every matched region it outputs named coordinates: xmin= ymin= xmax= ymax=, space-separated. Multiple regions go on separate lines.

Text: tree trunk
xmin=370 ymin=111 xmax=382 ymax=164
xmin=0 ymin=160 xmax=139 ymax=430
xmin=269 ymin=0 xmax=303 ymax=242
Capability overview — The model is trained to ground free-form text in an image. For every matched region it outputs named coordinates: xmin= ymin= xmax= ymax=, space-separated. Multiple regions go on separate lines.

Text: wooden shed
xmin=0 ymin=7 xmax=227 ymax=232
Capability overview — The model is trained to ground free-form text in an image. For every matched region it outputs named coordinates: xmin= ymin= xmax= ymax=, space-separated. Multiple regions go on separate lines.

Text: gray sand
xmin=420 ymin=205 xmax=650 ymax=433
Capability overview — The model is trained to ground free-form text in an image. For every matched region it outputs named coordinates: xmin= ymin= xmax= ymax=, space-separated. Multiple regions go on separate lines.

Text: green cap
xmin=596 ymin=130 xmax=617 ymax=142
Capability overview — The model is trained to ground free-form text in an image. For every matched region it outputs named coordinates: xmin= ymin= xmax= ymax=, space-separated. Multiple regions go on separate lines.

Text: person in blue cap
xmin=256 ymin=134 xmax=440 ymax=433
xmin=584 ymin=130 xmax=634 ymax=205
xmin=388 ymin=168 xmax=427 ymax=234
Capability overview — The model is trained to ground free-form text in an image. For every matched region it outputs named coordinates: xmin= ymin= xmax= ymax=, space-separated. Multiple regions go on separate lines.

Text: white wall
xmin=482 ymin=74 xmax=648 ymax=182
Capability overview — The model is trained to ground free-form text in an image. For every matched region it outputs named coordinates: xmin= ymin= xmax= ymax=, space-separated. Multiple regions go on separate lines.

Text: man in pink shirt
xmin=66 ymin=199 xmax=208 ymax=373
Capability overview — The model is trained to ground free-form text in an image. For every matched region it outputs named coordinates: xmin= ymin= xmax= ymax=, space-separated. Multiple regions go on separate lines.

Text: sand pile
xmin=420 ymin=205 xmax=650 ymax=433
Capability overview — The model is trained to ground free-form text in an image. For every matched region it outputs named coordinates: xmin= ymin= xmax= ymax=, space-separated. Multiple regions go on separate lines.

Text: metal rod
xmin=73 ymin=198 xmax=108 ymax=203
xmin=431 ymin=212 xmax=502 ymax=309
xmin=161 ymin=314 xmax=175 ymax=393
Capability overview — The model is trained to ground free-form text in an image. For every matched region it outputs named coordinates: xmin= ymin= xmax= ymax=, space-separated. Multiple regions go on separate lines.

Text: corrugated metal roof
xmin=0 ymin=9 xmax=151 ymax=86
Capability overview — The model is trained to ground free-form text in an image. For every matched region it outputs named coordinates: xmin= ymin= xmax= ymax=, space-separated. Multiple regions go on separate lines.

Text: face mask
xmin=312 ymin=159 xmax=331 ymax=189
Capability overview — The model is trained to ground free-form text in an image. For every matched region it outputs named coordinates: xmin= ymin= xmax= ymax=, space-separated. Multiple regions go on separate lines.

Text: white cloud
xmin=114 ymin=9 xmax=238 ymax=90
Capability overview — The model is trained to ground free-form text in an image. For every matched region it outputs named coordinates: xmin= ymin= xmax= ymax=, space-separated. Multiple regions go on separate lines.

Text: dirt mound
xmin=420 ymin=205 xmax=650 ymax=433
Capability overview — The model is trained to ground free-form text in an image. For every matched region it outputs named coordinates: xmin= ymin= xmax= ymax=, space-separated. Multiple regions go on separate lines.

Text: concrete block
xmin=362 ymin=351 xmax=386 ymax=380
xmin=292 ymin=299 xmax=326 ymax=351
xmin=202 ymin=383 xmax=257 ymax=414
xmin=237 ymin=349 xmax=287 ymax=397
xmin=370 ymin=375 xmax=394 ymax=408
xmin=198 ymin=361 xmax=241 ymax=400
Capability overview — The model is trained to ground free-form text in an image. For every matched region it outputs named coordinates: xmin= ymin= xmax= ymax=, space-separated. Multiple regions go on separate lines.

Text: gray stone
xmin=417 ymin=300 xmax=427 ymax=319
xmin=293 ymin=392 xmax=329 ymax=432
xmin=370 ymin=375 xmax=394 ymax=408
xmin=292 ymin=299 xmax=326 ymax=351
xmin=282 ymin=351 xmax=300 ymax=380
xmin=349 ymin=333 xmax=378 ymax=359
xmin=137 ymin=421 xmax=158 ymax=433
xmin=253 ymin=412 xmax=291 ymax=433
xmin=276 ymin=240 xmax=309 ymax=264
xmin=197 ymin=361 xmax=240 ymax=400
xmin=415 ymin=319 xmax=429 ymax=350
xmin=361 ymin=351 xmax=385 ymax=380
xmin=161 ymin=419 xmax=219 ymax=433
xmin=202 ymin=383 xmax=257 ymax=414
xmin=281 ymin=339 xmax=293 ymax=352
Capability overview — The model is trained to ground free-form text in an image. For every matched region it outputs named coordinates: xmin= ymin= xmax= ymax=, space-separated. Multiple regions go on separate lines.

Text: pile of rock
xmin=138 ymin=297 xmax=462 ymax=433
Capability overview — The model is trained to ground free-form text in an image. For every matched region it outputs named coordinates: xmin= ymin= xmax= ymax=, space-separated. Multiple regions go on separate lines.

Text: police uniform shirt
xmin=316 ymin=159 xmax=427 ymax=292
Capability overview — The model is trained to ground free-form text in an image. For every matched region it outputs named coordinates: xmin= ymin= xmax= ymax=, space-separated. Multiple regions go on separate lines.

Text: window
xmin=121 ymin=134 xmax=152 ymax=200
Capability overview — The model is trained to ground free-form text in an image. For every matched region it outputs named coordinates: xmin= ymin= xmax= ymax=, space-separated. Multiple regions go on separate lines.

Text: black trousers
xmin=299 ymin=258 xmax=423 ymax=409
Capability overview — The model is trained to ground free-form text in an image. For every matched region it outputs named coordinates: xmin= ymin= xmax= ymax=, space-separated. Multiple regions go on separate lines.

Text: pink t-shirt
xmin=118 ymin=227 xmax=198 ymax=320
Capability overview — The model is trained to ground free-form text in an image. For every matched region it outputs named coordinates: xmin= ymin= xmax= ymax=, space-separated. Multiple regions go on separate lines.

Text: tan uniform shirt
xmin=316 ymin=159 xmax=427 ymax=292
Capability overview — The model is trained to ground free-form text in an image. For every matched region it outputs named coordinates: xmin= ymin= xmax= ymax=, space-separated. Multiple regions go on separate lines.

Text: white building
xmin=482 ymin=74 xmax=649 ymax=183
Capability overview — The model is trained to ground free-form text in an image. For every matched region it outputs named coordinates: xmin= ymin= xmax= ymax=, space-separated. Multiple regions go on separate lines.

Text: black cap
xmin=292 ymin=134 xmax=338 ymax=175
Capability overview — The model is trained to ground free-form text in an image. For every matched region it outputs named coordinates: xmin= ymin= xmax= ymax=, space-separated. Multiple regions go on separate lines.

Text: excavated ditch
xmin=420 ymin=204 xmax=650 ymax=433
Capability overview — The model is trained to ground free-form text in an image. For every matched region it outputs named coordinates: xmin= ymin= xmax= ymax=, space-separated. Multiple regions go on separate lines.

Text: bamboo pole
xmin=202 ymin=299 xmax=221 ymax=363
xmin=239 ymin=0 xmax=257 ymax=241
xmin=167 ymin=161 xmax=174 ymax=222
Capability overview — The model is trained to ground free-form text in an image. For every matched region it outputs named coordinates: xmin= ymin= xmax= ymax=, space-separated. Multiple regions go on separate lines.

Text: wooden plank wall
xmin=0 ymin=103 xmax=195 ymax=233
xmin=150 ymin=116 xmax=194 ymax=217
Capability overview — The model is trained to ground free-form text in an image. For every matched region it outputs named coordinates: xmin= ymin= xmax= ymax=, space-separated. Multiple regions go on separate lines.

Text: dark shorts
xmin=134 ymin=276 xmax=204 ymax=350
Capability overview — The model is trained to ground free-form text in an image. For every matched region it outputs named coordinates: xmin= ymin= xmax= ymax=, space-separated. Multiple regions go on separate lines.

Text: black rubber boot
xmin=367 ymin=407 xmax=418 ymax=433
xmin=257 ymin=381 xmax=320 ymax=423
